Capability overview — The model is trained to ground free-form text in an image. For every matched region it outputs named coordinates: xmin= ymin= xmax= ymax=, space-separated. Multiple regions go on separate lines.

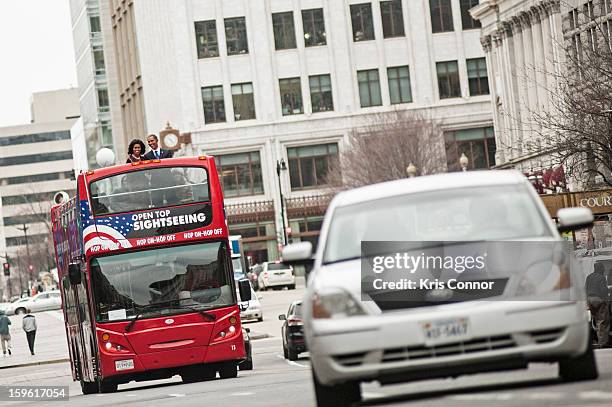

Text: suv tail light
xmin=263 ymin=272 xmax=269 ymax=278
xmin=287 ymin=317 xmax=302 ymax=326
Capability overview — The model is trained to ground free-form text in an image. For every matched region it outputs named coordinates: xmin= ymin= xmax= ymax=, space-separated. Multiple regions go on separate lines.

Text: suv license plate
xmin=422 ymin=318 xmax=469 ymax=343
xmin=115 ymin=359 xmax=134 ymax=371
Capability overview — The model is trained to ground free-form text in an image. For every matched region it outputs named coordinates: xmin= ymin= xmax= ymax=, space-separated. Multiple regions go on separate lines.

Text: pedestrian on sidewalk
xmin=586 ymin=262 xmax=610 ymax=348
xmin=22 ymin=309 xmax=37 ymax=355
xmin=0 ymin=310 xmax=11 ymax=356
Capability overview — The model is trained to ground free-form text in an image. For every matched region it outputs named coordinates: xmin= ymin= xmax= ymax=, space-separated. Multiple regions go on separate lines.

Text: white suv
xmin=258 ymin=261 xmax=295 ymax=290
xmin=283 ymin=170 xmax=596 ymax=407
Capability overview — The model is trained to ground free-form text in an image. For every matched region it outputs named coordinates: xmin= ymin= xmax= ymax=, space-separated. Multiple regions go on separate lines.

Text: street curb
xmin=0 ymin=358 xmax=70 ymax=370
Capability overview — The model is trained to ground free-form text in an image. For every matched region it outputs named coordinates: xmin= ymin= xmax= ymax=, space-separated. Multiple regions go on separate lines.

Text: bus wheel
xmin=99 ymin=380 xmax=117 ymax=393
xmin=80 ymin=379 xmax=98 ymax=395
xmin=218 ymin=363 xmax=238 ymax=379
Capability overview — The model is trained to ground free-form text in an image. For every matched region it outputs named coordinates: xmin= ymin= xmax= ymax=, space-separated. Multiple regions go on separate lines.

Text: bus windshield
xmin=90 ymin=241 xmax=233 ymax=322
xmin=89 ymin=166 xmax=209 ymax=216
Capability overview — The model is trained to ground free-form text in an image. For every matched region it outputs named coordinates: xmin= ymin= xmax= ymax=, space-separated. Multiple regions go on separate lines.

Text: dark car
xmin=239 ymin=327 xmax=253 ymax=370
xmin=279 ymin=300 xmax=306 ymax=361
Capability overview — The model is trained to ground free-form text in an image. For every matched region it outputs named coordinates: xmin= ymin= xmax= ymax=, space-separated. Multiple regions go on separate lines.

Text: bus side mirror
xmin=238 ymin=279 xmax=252 ymax=302
xmin=68 ymin=264 xmax=82 ymax=285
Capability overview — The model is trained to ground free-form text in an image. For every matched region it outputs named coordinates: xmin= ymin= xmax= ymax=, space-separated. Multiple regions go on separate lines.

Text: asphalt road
xmin=3 ymin=285 xmax=612 ymax=407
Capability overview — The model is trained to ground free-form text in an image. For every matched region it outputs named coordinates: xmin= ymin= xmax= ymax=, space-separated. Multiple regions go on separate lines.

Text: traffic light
xmin=2 ymin=262 xmax=9 ymax=276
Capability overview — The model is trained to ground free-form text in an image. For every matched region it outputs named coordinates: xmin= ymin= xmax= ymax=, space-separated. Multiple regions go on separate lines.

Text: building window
xmin=445 ymin=127 xmax=496 ymax=170
xmin=279 ymin=78 xmax=303 ymax=116
xmin=93 ymin=47 xmax=105 ymax=75
xmin=387 ymin=66 xmax=412 ymax=104
xmin=357 ymin=69 xmax=382 ymax=107
xmin=302 ymin=8 xmax=326 ymax=46
xmin=584 ymin=1 xmax=596 ymax=51
xmin=436 ymin=61 xmax=461 ymax=99
xmin=231 ymin=83 xmax=256 ymax=121
xmin=467 ymin=58 xmax=489 ymax=96
xmin=350 ymin=3 xmax=375 ymax=41
xmin=0 ymin=131 xmax=71 ymax=147
xmin=90 ymin=16 xmax=101 ymax=33
xmin=201 ymin=85 xmax=226 ymax=123
xmin=288 ymin=143 xmax=339 ymax=190
xmin=381 ymin=0 xmax=405 ymax=38
xmin=195 ymin=20 xmax=219 ymax=58
xmin=3 ymin=171 xmax=74 ymax=185
xmin=225 ymin=17 xmax=248 ymax=55
xmin=273 ymin=11 xmax=296 ymax=50
xmin=0 ymin=151 xmax=73 ymax=167
xmin=430 ymin=0 xmax=454 ymax=33
xmin=101 ymin=121 xmax=112 ymax=146
xmin=460 ymin=0 xmax=481 ymax=30
xmin=97 ymin=89 xmax=109 ymax=112
xmin=309 ymin=74 xmax=334 ymax=113
xmin=215 ymin=151 xmax=263 ymax=197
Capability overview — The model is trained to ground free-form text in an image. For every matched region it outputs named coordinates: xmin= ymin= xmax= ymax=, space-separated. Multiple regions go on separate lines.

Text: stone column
xmin=511 ymin=16 xmax=529 ymax=155
xmin=499 ymin=21 xmax=521 ymax=160
xmin=538 ymin=4 xmax=557 ymax=108
xmin=530 ymin=7 xmax=548 ymax=112
xmin=485 ymin=34 xmax=506 ymax=164
xmin=520 ymin=11 xmax=539 ymax=139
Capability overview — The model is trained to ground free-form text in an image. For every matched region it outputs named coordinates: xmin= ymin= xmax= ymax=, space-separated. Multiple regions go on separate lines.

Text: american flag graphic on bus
xmin=80 ymin=200 xmax=133 ymax=252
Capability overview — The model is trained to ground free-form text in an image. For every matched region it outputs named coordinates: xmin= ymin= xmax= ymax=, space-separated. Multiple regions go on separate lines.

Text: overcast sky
xmin=0 ymin=0 xmax=77 ymax=127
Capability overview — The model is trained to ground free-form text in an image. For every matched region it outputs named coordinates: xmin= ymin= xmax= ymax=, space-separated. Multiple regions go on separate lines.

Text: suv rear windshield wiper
xmin=125 ymin=300 xmax=216 ymax=332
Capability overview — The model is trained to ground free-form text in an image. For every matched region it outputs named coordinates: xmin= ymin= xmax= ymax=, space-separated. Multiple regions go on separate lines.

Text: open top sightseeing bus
xmin=51 ymin=156 xmax=252 ymax=394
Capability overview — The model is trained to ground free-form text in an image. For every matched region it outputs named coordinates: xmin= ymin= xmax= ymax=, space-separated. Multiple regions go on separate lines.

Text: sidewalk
xmin=0 ymin=310 xmax=69 ymax=370
xmin=0 ymin=309 xmax=268 ymax=370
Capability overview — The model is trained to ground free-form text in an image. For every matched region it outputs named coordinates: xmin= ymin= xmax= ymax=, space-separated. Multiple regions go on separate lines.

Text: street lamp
xmin=14 ymin=223 xmax=32 ymax=287
xmin=459 ymin=153 xmax=469 ymax=172
xmin=406 ymin=163 xmax=417 ymax=178
xmin=276 ymin=159 xmax=288 ymax=246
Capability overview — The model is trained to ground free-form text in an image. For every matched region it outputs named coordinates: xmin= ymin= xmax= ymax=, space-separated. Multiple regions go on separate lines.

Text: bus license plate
xmin=115 ymin=359 xmax=134 ymax=371
xmin=422 ymin=318 xmax=469 ymax=343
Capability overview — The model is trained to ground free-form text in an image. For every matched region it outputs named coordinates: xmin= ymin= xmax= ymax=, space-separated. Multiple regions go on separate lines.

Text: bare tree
xmin=519 ymin=3 xmax=612 ymax=187
xmin=325 ymin=110 xmax=447 ymax=189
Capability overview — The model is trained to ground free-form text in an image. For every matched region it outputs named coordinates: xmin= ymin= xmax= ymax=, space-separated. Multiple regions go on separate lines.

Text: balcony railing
xmin=286 ymin=194 xmax=333 ymax=218
xmin=226 ymin=200 xmax=275 ymax=224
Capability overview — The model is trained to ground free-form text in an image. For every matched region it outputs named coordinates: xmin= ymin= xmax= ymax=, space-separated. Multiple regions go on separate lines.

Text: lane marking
xmin=527 ymin=392 xmax=564 ymax=400
xmin=362 ymin=392 xmax=385 ymax=398
xmin=168 ymin=393 xmax=186 ymax=397
xmin=579 ymin=391 xmax=612 ymax=400
xmin=230 ymin=392 xmax=255 ymax=396
xmin=275 ymin=354 xmax=308 ymax=368
xmin=450 ymin=393 xmax=514 ymax=401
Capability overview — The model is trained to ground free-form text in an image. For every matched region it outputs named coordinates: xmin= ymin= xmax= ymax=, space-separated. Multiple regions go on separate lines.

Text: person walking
xmin=586 ymin=262 xmax=610 ymax=348
xmin=0 ymin=310 xmax=11 ymax=356
xmin=22 ymin=309 xmax=37 ymax=355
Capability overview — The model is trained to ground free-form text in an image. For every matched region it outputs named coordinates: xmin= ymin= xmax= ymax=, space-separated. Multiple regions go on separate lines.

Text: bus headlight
xmin=312 ymin=289 xmax=366 ymax=319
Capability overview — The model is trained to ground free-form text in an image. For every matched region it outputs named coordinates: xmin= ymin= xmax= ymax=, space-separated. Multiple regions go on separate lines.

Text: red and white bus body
xmin=51 ymin=157 xmax=245 ymax=392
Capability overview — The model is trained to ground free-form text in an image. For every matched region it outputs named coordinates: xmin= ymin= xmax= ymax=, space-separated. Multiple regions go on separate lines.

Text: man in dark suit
xmin=144 ymin=134 xmax=174 ymax=159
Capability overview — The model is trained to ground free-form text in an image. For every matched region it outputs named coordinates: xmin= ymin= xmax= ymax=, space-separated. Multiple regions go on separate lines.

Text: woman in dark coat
xmin=126 ymin=139 xmax=146 ymax=163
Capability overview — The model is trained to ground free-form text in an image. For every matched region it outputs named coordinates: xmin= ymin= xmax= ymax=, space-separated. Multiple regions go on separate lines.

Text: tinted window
xmin=89 ymin=166 xmax=210 ymax=216
xmin=267 ymin=263 xmax=290 ymax=271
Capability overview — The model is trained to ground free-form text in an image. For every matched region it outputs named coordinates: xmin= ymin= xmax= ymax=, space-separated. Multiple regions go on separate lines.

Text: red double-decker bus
xmin=51 ymin=156 xmax=252 ymax=394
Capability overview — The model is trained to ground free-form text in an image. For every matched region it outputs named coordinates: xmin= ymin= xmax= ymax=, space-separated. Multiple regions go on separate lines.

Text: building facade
xmin=472 ymin=0 xmax=611 ymax=175
xmin=0 ymin=89 xmax=80 ymax=299
xmin=69 ymin=0 xmax=125 ymax=168
xmin=98 ymin=0 xmax=494 ymax=262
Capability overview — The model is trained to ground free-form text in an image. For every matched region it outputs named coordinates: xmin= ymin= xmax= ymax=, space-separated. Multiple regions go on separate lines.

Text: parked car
xmin=283 ymin=170 xmax=597 ymax=406
xmin=3 ymin=291 xmax=62 ymax=315
xmin=237 ymin=281 xmax=263 ymax=322
xmin=279 ymin=300 xmax=306 ymax=361
xmin=239 ymin=327 xmax=253 ymax=370
xmin=258 ymin=261 xmax=295 ymax=290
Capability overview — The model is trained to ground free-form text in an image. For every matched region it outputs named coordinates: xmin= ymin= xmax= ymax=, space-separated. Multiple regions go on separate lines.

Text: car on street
xmin=258 ymin=261 xmax=295 ymax=290
xmin=238 ymin=281 xmax=263 ymax=322
xmin=2 ymin=291 xmax=62 ymax=315
xmin=279 ymin=300 xmax=306 ymax=361
xmin=283 ymin=170 xmax=597 ymax=406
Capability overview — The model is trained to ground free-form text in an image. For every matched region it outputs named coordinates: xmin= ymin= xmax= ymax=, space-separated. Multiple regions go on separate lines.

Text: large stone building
xmin=89 ymin=0 xmax=495 ymax=262
xmin=472 ymin=0 xmax=612 ymax=176
xmin=0 ymin=89 xmax=80 ymax=299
